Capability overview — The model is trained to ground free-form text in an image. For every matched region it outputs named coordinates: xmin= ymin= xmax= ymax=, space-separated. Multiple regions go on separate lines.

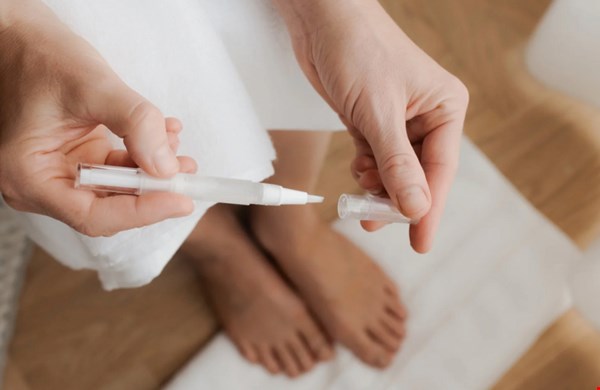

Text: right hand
xmin=0 ymin=2 xmax=196 ymax=237
xmin=277 ymin=0 xmax=468 ymax=253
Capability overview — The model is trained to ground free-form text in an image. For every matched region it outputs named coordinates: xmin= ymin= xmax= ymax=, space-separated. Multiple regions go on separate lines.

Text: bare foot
xmin=250 ymin=206 xmax=407 ymax=368
xmin=181 ymin=205 xmax=333 ymax=377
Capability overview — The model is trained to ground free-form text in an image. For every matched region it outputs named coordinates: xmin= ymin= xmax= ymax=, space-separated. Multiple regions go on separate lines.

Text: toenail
xmin=375 ymin=355 xmax=391 ymax=367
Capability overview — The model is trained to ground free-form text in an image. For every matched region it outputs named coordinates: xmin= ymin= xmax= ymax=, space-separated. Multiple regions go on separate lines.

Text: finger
xmin=357 ymin=169 xmax=385 ymax=196
xmin=178 ymin=156 xmax=198 ymax=174
xmin=351 ymin=155 xmax=377 ymax=181
xmin=105 ymin=151 xmax=197 ymax=174
xmin=167 ymin=131 xmax=180 ymax=153
xmin=360 ymin=220 xmax=388 ymax=231
xmin=89 ymin=80 xmax=179 ymax=177
xmin=365 ymin=116 xmax=431 ymax=221
xmin=41 ymin=178 xmax=194 ymax=237
xmin=104 ymin=150 xmax=137 ymax=167
xmin=165 ymin=117 xmax=183 ymax=134
xmin=409 ymin=121 xmax=462 ymax=253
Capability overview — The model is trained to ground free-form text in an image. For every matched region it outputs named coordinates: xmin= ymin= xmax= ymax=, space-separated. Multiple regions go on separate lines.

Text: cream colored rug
xmin=165 ymin=138 xmax=580 ymax=390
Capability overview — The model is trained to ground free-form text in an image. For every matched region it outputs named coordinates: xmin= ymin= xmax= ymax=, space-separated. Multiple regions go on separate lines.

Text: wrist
xmin=273 ymin=0 xmax=379 ymax=40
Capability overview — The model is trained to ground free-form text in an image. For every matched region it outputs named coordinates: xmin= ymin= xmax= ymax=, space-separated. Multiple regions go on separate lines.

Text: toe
xmin=257 ymin=345 xmax=281 ymax=375
xmin=381 ymin=312 xmax=406 ymax=340
xmin=385 ymin=297 xmax=407 ymax=320
xmin=367 ymin=323 xmax=401 ymax=352
xmin=344 ymin=330 xmax=393 ymax=368
xmin=289 ymin=336 xmax=315 ymax=373
xmin=384 ymin=281 xmax=399 ymax=297
xmin=275 ymin=346 xmax=301 ymax=378
xmin=238 ymin=341 xmax=259 ymax=364
xmin=301 ymin=321 xmax=334 ymax=361
xmin=382 ymin=282 xmax=407 ymax=319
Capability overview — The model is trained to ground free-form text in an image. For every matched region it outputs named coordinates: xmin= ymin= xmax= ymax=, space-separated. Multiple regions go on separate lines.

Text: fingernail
xmin=153 ymin=144 xmax=179 ymax=176
xmin=397 ymin=186 xmax=429 ymax=217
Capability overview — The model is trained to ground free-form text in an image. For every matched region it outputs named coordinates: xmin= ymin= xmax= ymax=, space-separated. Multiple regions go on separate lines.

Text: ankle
xmin=250 ymin=205 xmax=323 ymax=256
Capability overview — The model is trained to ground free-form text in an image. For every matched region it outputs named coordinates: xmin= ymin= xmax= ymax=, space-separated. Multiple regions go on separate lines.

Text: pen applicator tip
xmin=308 ymin=195 xmax=325 ymax=203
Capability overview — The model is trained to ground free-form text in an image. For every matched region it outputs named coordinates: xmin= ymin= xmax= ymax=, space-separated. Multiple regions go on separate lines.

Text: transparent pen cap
xmin=337 ymin=194 xmax=416 ymax=224
xmin=75 ymin=163 xmax=143 ymax=195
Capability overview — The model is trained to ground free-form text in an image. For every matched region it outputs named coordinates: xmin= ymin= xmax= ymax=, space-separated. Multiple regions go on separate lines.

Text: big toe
xmin=343 ymin=329 xmax=394 ymax=368
xmin=288 ymin=336 xmax=316 ymax=374
xmin=300 ymin=320 xmax=335 ymax=362
xmin=367 ymin=321 xmax=403 ymax=353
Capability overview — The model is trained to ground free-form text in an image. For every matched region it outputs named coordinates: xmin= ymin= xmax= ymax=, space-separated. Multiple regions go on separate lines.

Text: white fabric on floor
xmin=165 ymin=138 xmax=580 ymax=390
xmin=10 ymin=0 xmax=340 ymax=290
xmin=527 ymin=0 xmax=600 ymax=333
xmin=570 ymin=240 xmax=600 ymax=330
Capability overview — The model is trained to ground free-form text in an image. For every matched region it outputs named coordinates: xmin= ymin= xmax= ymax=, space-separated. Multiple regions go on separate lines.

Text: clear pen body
xmin=75 ymin=163 xmax=322 ymax=206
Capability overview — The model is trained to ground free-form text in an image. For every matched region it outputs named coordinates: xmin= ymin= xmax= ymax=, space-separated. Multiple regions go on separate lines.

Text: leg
xmin=251 ymin=130 xmax=407 ymax=368
xmin=181 ymin=204 xmax=333 ymax=378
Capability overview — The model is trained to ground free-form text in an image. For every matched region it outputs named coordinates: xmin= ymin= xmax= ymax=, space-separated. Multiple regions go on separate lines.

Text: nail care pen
xmin=75 ymin=163 xmax=324 ymax=206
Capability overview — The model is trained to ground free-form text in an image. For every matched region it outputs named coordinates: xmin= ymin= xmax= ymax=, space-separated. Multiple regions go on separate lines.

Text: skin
xmin=0 ymin=0 xmax=468 ymax=250
xmin=181 ymin=202 xmax=334 ymax=378
xmin=185 ymin=131 xmax=407 ymax=375
xmin=250 ymin=131 xmax=408 ymax=369
xmin=0 ymin=0 xmax=469 ymax=377
xmin=0 ymin=0 xmax=195 ymax=236
xmin=274 ymin=0 xmax=469 ymax=253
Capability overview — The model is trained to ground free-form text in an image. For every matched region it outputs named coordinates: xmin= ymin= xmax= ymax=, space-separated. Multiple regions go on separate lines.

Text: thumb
xmin=366 ymin=120 xmax=431 ymax=220
xmin=90 ymin=80 xmax=179 ymax=177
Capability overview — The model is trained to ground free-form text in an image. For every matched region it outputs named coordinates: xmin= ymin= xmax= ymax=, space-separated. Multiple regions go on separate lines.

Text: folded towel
xmin=165 ymin=139 xmax=579 ymax=390
xmin=11 ymin=0 xmax=340 ymax=290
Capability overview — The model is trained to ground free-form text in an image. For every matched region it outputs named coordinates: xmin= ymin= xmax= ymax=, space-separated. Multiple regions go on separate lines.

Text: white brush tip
xmin=308 ymin=194 xmax=324 ymax=203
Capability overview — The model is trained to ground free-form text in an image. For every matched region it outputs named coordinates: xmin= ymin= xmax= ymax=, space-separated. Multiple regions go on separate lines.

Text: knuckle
xmin=449 ymin=76 xmax=470 ymax=106
xmin=422 ymin=159 xmax=458 ymax=177
xmin=127 ymin=101 xmax=163 ymax=134
xmin=380 ymin=152 xmax=416 ymax=177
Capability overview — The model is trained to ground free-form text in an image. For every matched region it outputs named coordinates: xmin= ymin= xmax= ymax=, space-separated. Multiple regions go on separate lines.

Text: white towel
xmin=165 ymin=139 xmax=580 ymax=390
xmin=11 ymin=0 xmax=340 ymax=290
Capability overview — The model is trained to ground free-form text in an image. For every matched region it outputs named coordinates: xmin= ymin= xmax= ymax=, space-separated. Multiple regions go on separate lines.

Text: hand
xmin=276 ymin=0 xmax=469 ymax=253
xmin=0 ymin=1 xmax=196 ymax=237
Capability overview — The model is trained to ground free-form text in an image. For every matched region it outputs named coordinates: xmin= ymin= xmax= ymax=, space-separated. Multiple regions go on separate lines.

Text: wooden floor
xmin=5 ymin=0 xmax=600 ymax=388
